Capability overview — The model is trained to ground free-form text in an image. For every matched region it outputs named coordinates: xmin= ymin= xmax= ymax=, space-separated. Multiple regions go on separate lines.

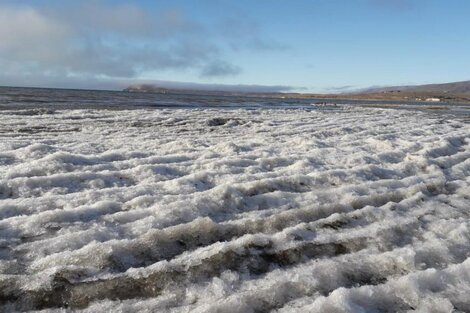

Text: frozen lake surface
xmin=0 ymin=91 xmax=469 ymax=312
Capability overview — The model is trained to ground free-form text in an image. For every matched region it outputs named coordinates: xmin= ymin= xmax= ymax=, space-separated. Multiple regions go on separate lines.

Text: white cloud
xmin=0 ymin=2 xmax=288 ymax=88
xmin=0 ymin=7 xmax=68 ymax=58
xmin=0 ymin=3 xmax=224 ymax=83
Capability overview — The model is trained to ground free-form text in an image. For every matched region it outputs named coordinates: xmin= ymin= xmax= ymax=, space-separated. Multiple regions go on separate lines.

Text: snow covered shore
xmin=0 ymin=107 xmax=469 ymax=312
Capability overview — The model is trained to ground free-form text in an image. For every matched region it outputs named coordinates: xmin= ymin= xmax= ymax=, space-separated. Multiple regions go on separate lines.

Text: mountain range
xmin=360 ymin=80 xmax=470 ymax=95
xmin=125 ymin=80 xmax=470 ymax=103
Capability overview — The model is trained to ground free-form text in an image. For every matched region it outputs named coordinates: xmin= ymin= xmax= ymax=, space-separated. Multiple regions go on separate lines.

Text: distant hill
xmin=123 ymin=83 xmax=292 ymax=94
xmin=362 ymin=80 xmax=470 ymax=95
xmin=124 ymin=81 xmax=470 ymax=103
xmin=123 ymin=84 xmax=271 ymax=96
xmin=124 ymin=85 xmax=171 ymax=93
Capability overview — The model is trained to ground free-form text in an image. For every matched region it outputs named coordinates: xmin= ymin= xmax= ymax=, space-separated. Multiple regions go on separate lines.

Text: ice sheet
xmin=0 ymin=107 xmax=469 ymax=312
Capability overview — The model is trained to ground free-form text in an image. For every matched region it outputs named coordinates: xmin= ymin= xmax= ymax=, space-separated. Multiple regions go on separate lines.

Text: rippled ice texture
xmin=0 ymin=107 xmax=469 ymax=313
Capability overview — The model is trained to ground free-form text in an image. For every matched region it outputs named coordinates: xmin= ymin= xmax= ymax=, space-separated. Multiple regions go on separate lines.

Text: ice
xmin=0 ymin=107 xmax=469 ymax=312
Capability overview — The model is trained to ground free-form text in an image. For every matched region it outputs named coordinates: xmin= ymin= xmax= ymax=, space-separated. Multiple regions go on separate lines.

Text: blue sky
xmin=0 ymin=0 xmax=469 ymax=92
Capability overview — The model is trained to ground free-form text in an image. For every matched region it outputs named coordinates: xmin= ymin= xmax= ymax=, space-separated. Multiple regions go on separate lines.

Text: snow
xmin=0 ymin=106 xmax=469 ymax=312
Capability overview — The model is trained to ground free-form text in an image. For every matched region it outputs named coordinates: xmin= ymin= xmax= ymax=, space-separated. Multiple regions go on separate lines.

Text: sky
xmin=0 ymin=0 xmax=469 ymax=92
